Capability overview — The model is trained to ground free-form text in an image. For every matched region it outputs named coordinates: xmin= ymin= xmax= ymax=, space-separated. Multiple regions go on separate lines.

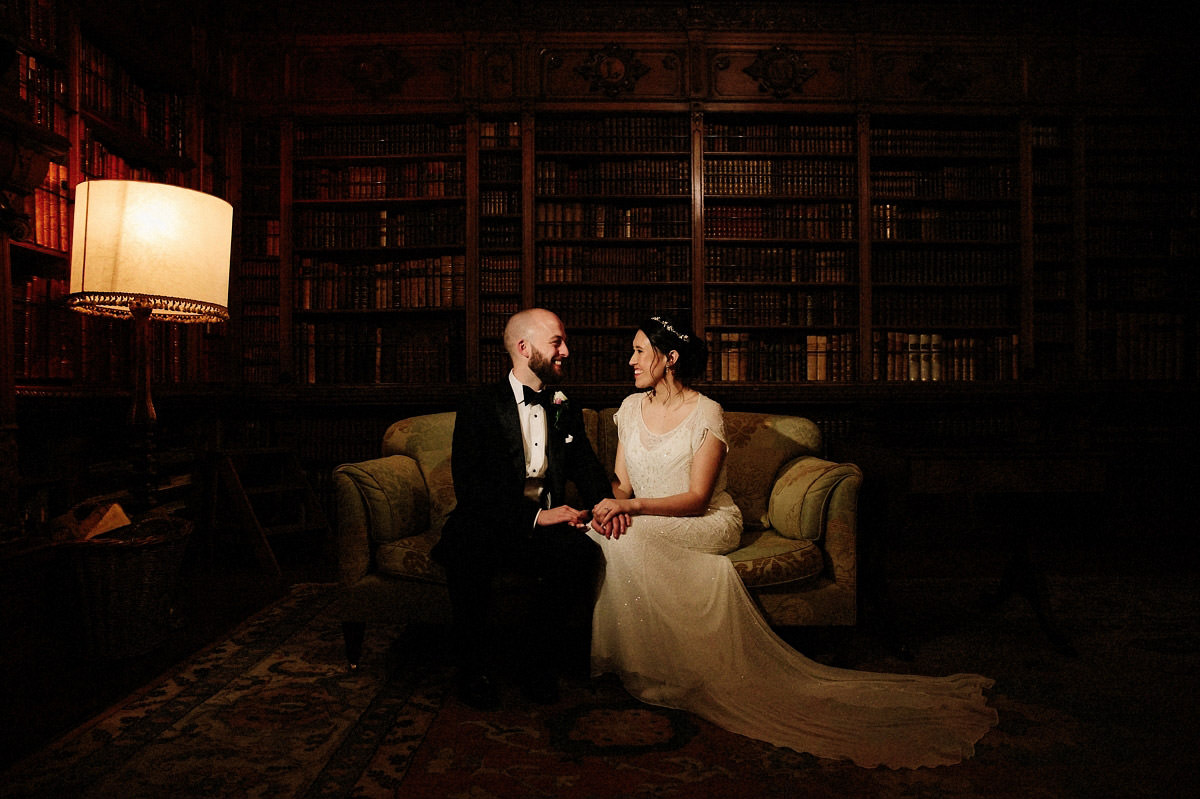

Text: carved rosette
xmin=743 ymin=45 xmax=818 ymax=99
xmin=574 ymin=44 xmax=650 ymax=98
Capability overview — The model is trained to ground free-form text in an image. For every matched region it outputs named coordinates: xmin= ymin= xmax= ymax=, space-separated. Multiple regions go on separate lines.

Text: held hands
xmin=591 ymin=499 xmax=632 ymax=539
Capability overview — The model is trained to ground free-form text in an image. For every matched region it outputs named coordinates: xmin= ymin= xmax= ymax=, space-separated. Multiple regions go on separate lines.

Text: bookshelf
xmin=289 ymin=118 xmax=467 ymax=385
xmin=6 ymin=4 xmax=219 ymax=394
xmin=1083 ymin=117 xmax=1197 ymax=381
xmin=869 ymin=117 xmax=1022 ymax=383
xmin=1029 ymin=118 xmax=1082 ymax=382
xmin=702 ymin=114 xmax=859 ymax=384
xmin=476 ymin=116 xmax=525 ymax=383
xmin=235 ymin=120 xmax=282 ymax=384
xmin=533 ymin=113 xmax=693 ymax=383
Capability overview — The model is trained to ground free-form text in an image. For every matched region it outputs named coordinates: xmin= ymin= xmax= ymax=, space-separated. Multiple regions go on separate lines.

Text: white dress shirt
xmin=509 ymin=371 xmax=548 ymax=506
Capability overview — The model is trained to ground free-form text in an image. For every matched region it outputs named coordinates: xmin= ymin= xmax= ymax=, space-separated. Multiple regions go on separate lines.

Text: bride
xmin=587 ymin=314 xmax=998 ymax=769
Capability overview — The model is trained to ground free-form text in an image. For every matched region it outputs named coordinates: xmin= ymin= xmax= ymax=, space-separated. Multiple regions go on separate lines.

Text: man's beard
xmin=529 ymin=348 xmax=563 ymax=385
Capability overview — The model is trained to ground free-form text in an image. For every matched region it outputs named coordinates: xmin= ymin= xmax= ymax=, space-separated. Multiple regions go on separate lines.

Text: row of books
xmin=12 ymin=276 xmax=72 ymax=381
xmin=295 ymin=256 xmax=466 ymax=311
xmin=705 ymin=245 xmax=853 ymax=274
xmin=294 ymin=208 xmax=465 ymax=249
xmin=1087 ymin=311 xmax=1190 ymax=381
xmin=703 ymin=159 xmax=856 ymax=197
xmin=704 ymin=123 xmax=855 ymax=155
xmin=294 ymin=162 xmax=466 ymax=200
xmin=871 ymin=250 xmax=1016 ymax=284
xmin=873 ymin=290 xmax=1014 ymax=327
xmin=536 ymin=117 xmax=689 ymax=153
xmin=16 ymin=0 xmax=58 ymax=50
xmin=480 ymin=220 xmax=521 ymax=249
xmin=479 ymin=264 xmax=522 ymax=294
xmin=1085 ymin=226 xmax=1175 ymax=258
xmin=872 ymin=331 xmax=1020 ymax=382
xmin=241 ymin=218 xmax=281 ymax=257
xmin=535 ymin=159 xmax=689 ymax=196
xmin=21 ymin=162 xmax=69 ymax=251
xmin=243 ymin=124 xmax=282 ymax=165
xmin=79 ymin=123 xmax=184 ymax=183
xmin=79 ymin=38 xmax=189 ymax=157
xmin=872 ymin=205 xmax=1017 ymax=241
xmin=242 ymin=171 xmax=282 ymax=215
xmin=535 ymin=203 xmax=689 ymax=240
xmin=481 ymin=189 xmax=520 ymax=216
xmin=295 ymin=322 xmax=464 ymax=384
xmin=295 ymin=122 xmax=466 ymax=157
xmin=705 ymin=332 xmax=859 ymax=383
xmin=480 ymin=120 xmax=522 ymax=149
xmin=871 ymin=165 xmax=1016 ymax=200
xmin=480 ymin=302 xmax=521 ymax=337
xmin=870 ymin=128 xmax=1016 ymax=158
xmin=707 ymin=289 xmax=855 ymax=327
xmin=545 ymin=290 xmax=692 ymax=329
xmin=17 ymin=52 xmax=68 ymax=136
xmin=480 ymin=154 xmax=521 ymax=184
xmin=704 ymin=203 xmax=855 ymax=240
xmin=536 ymin=243 xmax=690 ymax=271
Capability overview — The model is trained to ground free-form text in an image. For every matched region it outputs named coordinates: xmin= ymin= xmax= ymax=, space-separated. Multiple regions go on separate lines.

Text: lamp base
xmin=129 ymin=420 xmax=160 ymax=512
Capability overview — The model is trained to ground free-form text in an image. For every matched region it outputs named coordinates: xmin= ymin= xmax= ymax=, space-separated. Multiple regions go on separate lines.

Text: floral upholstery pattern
xmin=334 ymin=407 xmax=860 ymax=630
xmin=381 ymin=412 xmax=457 ymax=536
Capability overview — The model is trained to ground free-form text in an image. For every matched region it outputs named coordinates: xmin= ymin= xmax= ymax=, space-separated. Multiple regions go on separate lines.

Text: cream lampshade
xmin=68 ymin=179 xmax=232 ymax=323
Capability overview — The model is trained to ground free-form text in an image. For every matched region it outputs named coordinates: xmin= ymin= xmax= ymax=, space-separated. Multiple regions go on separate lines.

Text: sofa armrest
xmin=332 ymin=455 xmax=430 ymax=585
xmin=767 ymin=456 xmax=862 ymax=581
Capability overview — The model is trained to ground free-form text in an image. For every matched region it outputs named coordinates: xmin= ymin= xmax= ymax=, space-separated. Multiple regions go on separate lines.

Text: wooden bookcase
xmin=232 ymin=104 xmax=1196 ymax=399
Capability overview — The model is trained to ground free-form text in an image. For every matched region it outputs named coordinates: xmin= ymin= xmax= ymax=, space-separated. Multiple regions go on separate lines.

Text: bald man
xmin=431 ymin=308 xmax=616 ymax=708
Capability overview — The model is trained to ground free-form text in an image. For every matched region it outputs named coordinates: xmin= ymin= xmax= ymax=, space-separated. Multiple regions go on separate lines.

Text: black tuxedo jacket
xmin=432 ymin=379 xmax=611 ymax=567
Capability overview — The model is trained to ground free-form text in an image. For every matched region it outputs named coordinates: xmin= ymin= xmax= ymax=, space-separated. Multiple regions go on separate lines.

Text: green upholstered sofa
xmin=332 ymin=408 xmax=862 ymax=667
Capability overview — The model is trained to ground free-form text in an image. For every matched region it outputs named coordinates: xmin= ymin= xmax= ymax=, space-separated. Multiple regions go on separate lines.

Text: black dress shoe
xmin=457 ymin=672 xmax=500 ymax=711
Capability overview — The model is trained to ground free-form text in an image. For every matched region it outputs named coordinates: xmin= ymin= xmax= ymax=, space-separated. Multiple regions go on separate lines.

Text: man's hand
xmin=536 ymin=505 xmax=591 ymax=529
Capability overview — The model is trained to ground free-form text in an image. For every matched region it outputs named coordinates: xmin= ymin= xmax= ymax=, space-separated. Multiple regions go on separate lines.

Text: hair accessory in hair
xmin=651 ymin=315 xmax=690 ymax=341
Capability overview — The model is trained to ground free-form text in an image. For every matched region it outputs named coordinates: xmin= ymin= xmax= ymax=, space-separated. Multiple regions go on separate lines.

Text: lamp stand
xmin=129 ymin=299 xmax=158 ymax=510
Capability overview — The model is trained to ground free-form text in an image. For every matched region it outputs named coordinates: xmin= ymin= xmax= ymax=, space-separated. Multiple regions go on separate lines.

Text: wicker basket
xmin=69 ymin=516 xmax=193 ymax=660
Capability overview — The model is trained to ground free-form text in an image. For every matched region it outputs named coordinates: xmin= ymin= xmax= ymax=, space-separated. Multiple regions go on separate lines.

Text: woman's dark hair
xmin=639 ymin=314 xmax=708 ymax=382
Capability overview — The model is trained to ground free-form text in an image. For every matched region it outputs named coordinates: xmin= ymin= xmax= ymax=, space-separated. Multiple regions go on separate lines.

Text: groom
xmin=431 ymin=308 xmax=617 ymax=709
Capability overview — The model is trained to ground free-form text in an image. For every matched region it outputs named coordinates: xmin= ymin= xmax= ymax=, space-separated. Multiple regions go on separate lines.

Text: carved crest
xmin=574 ymin=44 xmax=650 ymax=97
xmin=346 ymin=48 xmax=413 ymax=98
xmin=743 ymin=45 xmax=818 ymax=99
xmin=909 ymin=48 xmax=978 ymax=100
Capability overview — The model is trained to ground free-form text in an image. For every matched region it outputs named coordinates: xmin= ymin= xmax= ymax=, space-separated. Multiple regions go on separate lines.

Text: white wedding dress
xmin=588 ymin=393 xmax=998 ymax=769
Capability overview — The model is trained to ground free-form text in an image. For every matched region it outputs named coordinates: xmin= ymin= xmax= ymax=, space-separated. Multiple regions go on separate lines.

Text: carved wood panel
xmin=707 ymin=45 xmax=852 ymax=102
xmin=538 ymin=43 xmax=686 ymax=101
xmin=866 ymin=46 xmax=1022 ymax=104
xmin=294 ymin=45 xmax=463 ymax=103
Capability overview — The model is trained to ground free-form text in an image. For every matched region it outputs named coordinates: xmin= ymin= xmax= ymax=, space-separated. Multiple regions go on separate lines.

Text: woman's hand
xmin=592 ymin=500 xmax=633 ymax=539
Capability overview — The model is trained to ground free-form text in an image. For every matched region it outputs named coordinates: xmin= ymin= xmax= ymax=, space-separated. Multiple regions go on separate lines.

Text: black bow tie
xmin=522 ymin=385 xmax=550 ymax=407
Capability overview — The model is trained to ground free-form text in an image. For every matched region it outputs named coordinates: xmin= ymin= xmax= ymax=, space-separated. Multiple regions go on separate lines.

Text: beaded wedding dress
xmin=588 ymin=393 xmax=998 ymax=769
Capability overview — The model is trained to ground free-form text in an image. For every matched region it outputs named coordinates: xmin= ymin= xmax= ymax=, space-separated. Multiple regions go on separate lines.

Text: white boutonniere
xmin=552 ymin=391 xmax=568 ymax=431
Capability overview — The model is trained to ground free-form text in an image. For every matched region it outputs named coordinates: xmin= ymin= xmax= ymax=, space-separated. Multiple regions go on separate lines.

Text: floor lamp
xmin=68 ymin=180 xmax=232 ymax=510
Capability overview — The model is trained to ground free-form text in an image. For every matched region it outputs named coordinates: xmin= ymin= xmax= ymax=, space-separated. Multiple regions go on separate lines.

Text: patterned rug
xmin=2 ymin=575 xmax=1197 ymax=799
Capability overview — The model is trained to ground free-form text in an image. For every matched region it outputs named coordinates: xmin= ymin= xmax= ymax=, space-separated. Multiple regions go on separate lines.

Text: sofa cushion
xmin=722 ymin=413 xmax=822 ymax=531
xmin=376 ymin=529 xmax=446 ymax=583
xmin=382 ymin=412 xmax=458 ymax=536
xmin=727 ymin=528 xmax=824 ymax=588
